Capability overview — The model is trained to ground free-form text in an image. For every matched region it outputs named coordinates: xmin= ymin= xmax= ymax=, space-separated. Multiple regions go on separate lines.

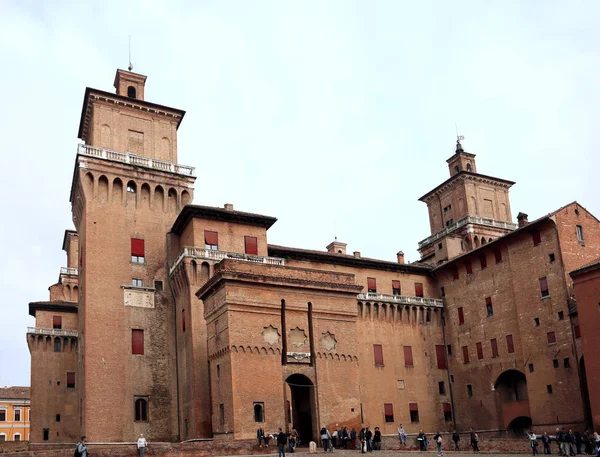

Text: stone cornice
xmin=419 ymin=171 xmax=515 ymax=203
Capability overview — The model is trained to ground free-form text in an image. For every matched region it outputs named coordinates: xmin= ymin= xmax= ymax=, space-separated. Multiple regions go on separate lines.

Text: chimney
xmin=353 ymin=251 xmax=361 ymax=258
xmin=517 ymin=212 xmax=529 ymax=228
xmin=396 ymin=251 xmax=405 ymax=264
xmin=224 ymin=203 xmax=234 ymax=211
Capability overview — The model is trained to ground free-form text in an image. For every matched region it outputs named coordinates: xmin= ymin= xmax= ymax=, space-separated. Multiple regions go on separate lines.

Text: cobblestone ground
xmin=242 ymin=450 xmax=533 ymax=457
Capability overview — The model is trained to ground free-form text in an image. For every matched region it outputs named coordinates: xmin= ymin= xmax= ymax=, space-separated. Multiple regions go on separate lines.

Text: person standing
xmin=350 ymin=428 xmax=357 ymax=450
xmin=542 ymin=432 xmax=551 ymax=455
xmin=418 ymin=430 xmax=427 ymax=452
xmin=592 ymin=432 xmax=600 ymax=457
xmin=575 ymin=431 xmax=582 ymax=455
xmin=470 ymin=428 xmax=479 ymax=452
xmin=277 ymin=428 xmax=287 ymax=457
xmin=452 ymin=431 xmax=460 ymax=451
xmin=398 ymin=424 xmax=407 ymax=446
xmin=76 ymin=437 xmax=87 ymax=457
xmin=568 ymin=430 xmax=576 ymax=456
xmin=373 ymin=427 xmax=381 ymax=451
xmin=528 ymin=431 xmax=539 ymax=455
xmin=321 ymin=426 xmax=332 ymax=453
xmin=365 ymin=427 xmax=373 ymax=453
xmin=359 ymin=428 xmax=366 ymax=454
xmin=289 ymin=429 xmax=298 ymax=453
xmin=583 ymin=430 xmax=593 ymax=456
xmin=137 ymin=433 xmax=148 ymax=457
xmin=257 ymin=426 xmax=265 ymax=448
xmin=434 ymin=432 xmax=443 ymax=457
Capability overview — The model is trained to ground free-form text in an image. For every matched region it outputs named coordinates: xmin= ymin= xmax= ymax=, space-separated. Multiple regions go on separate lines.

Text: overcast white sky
xmin=1 ymin=1 xmax=599 ymax=387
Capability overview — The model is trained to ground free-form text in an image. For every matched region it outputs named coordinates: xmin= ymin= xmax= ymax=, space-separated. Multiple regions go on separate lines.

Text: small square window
xmin=558 ymin=311 xmax=564 ymax=320
xmin=438 ymin=243 xmax=443 ymax=250
xmin=449 ymin=374 xmax=454 ymax=383
xmin=438 ymin=381 xmax=446 ymax=395
xmin=553 ymin=359 xmax=559 ymax=368
xmin=528 ymin=363 xmax=534 ymax=373
xmin=446 ymin=344 xmax=452 ymax=355
xmin=467 ymin=384 xmax=473 ymax=397
xmin=534 ymin=318 xmax=540 ymax=327
xmin=154 ymin=280 xmax=163 ymax=291
xmin=547 ymin=385 xmax=553 ymax=394
xmin=564 ymin=357 xmax=570 ymax=368
xmin=549 ymin=253 xmax=555 ymax=262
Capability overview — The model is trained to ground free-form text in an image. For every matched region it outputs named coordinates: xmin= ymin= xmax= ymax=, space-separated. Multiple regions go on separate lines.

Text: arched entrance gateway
xmin=285 ymin=374 xmax=315 ymax=444
xmin=494 ymin=370 xmax=531 ymax=436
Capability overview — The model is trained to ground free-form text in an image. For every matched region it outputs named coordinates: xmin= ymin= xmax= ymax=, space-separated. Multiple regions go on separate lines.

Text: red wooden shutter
xmin=131 ymin=238 xmax=145 ymax=256
xmin=539 ymin=277 xmax=549 ymax=295
xmin=480 ymin=254 xmax=487 ymax=269
xmin=66 ymin=372 xmax=75 ymax=388
xmin=532 ymin=230 xmax=542 ymax=246
xmin=415 ymin=283 xmax=424 ymax=297
xmin=373 ymin=344 xmax=384 ymax=366
xmin=547 ymin=331 xmax=556 ymax=344
xmin=367 ymin=277 xmax=377 ymax=291
xmin=485 ymin=297 xmax=492 ymax=306
xmin=409 ymin=403 xmax=418 ymax=412
xmin=392 ymin=280 xmax=401 ymax=291
xmin=132 ymin=329 xmax=144 ymax=355
xmin=443 ymin=402 xmax=452 ymax=413
xmin=574 ymin=325 xmax=581 ymax=339
xmin=465 ymin=261 xmax=473 ymax=275
xmin=494 ymin=249 xmax=502 ymax=263
xmin=204 ymin=231 xmax=218 ymax=246
xmin=462 ymin=345 xmax=470 ymax=363
xmin=244 ymin=236 xmax=258 ymax=255
xmin=403 ymin=346 xmax=413 ymax=366
xmin=384 ymin=403 xmax=393 ymax=416
xmin=53 ymin=316 xmax=62 ymax=329
xmin=435 ymin=345 xmax=447 ymax=369
xmin=491 ymin=338 xmax=499 ymax=357
xmin=506 ymin=334 xmax=515 ymax=353
xmin=458 ymin=307 xmax=465 ymax=324
xmin=476 ymin=342 xmax=483 ymax=360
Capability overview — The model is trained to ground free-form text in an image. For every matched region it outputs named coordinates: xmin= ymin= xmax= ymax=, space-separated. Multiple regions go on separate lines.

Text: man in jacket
xmin=470 ymin=428 xmax=479 ymax=452
xmin=76 ymin=436 xmax=87 ymax=457
xmin=452 ymin=431 xmax=460 ymax=451
xmin=277 ymin=428 xmax=287 ymax=457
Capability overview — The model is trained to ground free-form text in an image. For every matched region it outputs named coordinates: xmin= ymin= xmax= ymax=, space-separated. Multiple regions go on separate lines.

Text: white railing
xmin=170 ymin=247 xmax=285 ymax=275
xmin=60 ymin=267 xmax=78 ymax=275
xmin=357 ymin=292 xmax=443 ymax=308
xmin=78 ymin=144 xmax=196 ymax=177
xmin=418 ymin=216 xmax=518 ymax=249
xmin=27 ymin=327 xmax=79 ymax=337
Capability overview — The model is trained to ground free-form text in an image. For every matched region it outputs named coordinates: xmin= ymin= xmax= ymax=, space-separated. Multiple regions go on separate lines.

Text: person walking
xmin=568 ymin=430 xmax=576 ymax=456
xmin=137 ymin=433 xmax=148 ymax=457
xmin=373 ymin=427 xmax=381 ymax=451
xmin=434 ymin=432 xmax=443 ymax=457
xmin=257 ymin=426 xmax=265 ymax=448
xmin=418 ymin=430 xmax=427 ymax=452
xmin=76 ymin=437 xmax=87 ymax=457
xmin=350 ymin=428 xmax=357 ymax=450
xmin=398 ymin=424 xmax=407 ymax=446
xmin=528 ymin=431 xmax=539 ymax=455
xmin=277 ymin=428 xmax=287 ymax=457
xmin=452 ymin=430 xmax=460 ymax=451
xmin=359 ymin=428 xmax=366 ymax=454
xmin=321 ymin=426 xmax=332 ymax=453
xmin=541 ymin=432 xmax=551 ymax=455
xmin=575 ymin=431 xmax=582 ymax=455
xmin=470 ymin=428 xmax=480 ymax=453
xmin=583 ymin=430 xmax=593 ymax=456
xmin=365 ymin=427 xmax=373 ymax=453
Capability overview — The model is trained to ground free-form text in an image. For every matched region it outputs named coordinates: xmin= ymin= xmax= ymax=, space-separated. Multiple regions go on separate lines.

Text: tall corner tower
xmin=417 ymin=139 xmax=516 ymax=263
xmin=70 ymin=68 xmax=196 ymax=441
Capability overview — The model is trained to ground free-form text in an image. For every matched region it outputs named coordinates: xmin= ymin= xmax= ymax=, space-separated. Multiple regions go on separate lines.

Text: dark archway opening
xmin=495 ymin=369 xmax=528 ymax=402
xmin=579 ymin=357 xmax=593 ymax=428
xmin=507 ymin=416 xmax=532 ymax=437
xmin=127 ymin=85 xmax=137 ymax=99
xmin=286 ymin=374 xmax=314 ymax=445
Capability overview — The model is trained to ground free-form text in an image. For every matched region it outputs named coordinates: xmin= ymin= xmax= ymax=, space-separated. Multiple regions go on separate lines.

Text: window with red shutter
xmin=532 ymin=230 xmax=542 ymax=246
xmin=245 ymin=236 xmax=258 ymax=255
xmin=132 ymin=329 xmax=144 ymax=355
xmin=574 ymin=325 xmax=581 ymax=339
xmin=547 ymin=331 xmax=556 ymax=345
xmin=494 ymin=249 xmax=502 ymax=263
xmin=539 ymin=277 xmax=549 ymax=297
xmin=458 ymin=307 xmax=465 ymax=324
xmin=384 ymin=403 xmax=394 ymax=423
xmin=373 ymin=344 xmax=384 ymax=366
xmin=66 ymin=372 xmax=75 ymax=388
xmin=486 ymin=297 xmax=494 ymax=316
xmin=367 ymin=277 xmax=377 ymax=292
xmin=53 ymin=316 xmax=62 ymax=329
xmin=480 ymin=254 xmax=487 ymax=269
xmin=491 ymin=338 xmax=499 ymax=357
xmin=204 ymin=231 xmax=219 ymax=250
xmin=462 ymin=345 xmax=470 ymax=364
xmin=404 ymin=346 xmax=414 ymax=367
xmin=415 ymin=283 xmax=424 ymax=297
xmin=435 ymin=345 xmax=447 ymax=369
xmin=452 ymin=267 xmax=459 ymax=280
xmin=131 ymin=238 xmax=145 ymax=263
xmin=443 ymin=403 xmax=452 ymax=421
xmin=465 ymin=261 xmax=473 ymax=275
xmin=476 ymin=342 xmax=483 ymax=360
xmin=506 ymin=334 xmax=515 ymax=353
xmin=392 ymin=280 xmax=401 ymax=295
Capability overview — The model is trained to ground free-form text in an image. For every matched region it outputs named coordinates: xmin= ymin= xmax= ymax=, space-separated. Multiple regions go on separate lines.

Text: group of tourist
xmin=409 ymin=427 xmax=480 ymax=456
xmin=527 ymin=429 xmax=600 ymax=456
xmin=319 ymin=425 xmax=380 ymax=452
xmin=257 ymin=426 xmax=299 ymax=456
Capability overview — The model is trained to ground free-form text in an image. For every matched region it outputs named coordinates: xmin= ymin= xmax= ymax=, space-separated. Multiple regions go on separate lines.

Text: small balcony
xmin=418 ymin=216 xmax=518 ymax=249
xmin=170 ymin=247 xmax=285 ymax=275
xmin=27 ymin=327 xmax=79 ymax=338
xmin=60 ymin=267 xmax=78 ymax=276
xmin=357 ymin=292 xmax=443 ymax=308
xmin=78 ymin=144 xmax=196 ymax=177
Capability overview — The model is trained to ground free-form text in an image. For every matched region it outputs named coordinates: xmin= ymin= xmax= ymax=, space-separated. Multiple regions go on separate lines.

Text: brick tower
xmin=418 ymin=139 xmax=517 ymax=263
xmin=70 ymin=69 xmax=195 ymax=441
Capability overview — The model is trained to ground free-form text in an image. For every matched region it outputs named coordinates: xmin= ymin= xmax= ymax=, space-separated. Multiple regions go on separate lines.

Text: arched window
xmin=254 ymin=402 xmax=264 ymax=422
xmin=54 ymin=338 xmax=61 ymax=353
xmin=56 ymin=414 xmax=61 ymax=422
xmin=127 ymin=181 xmax=137 ymax=193
xmin=14 ymin=434 xmax=21 ymax=441
xmin=135 ymin=398 xmax=148 ymax=421
xmin=466 ymin=163 xmax=472 ymax=172
xmin=454 ymin=165 xmax=460 ymax=174
xmin=127 ymin=86 xmax=137 ymax=99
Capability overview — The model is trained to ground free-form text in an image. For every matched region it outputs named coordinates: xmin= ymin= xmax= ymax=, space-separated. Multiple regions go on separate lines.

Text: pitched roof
xmin=29 ymin=301 xmax=78 ymax=317
xmin=570 ymin=256 xmax=600 ymax=277
xmin=0 ymin=386 xmax=30 ymax=400
xmin=171 ymin=204 xmax=277 ymax=234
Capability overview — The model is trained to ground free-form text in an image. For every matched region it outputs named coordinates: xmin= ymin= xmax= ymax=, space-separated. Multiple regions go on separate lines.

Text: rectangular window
xmin=452 ymin=267 xmax=459 ymax=280
xmin=154 ymin=280 xmax=163 ymax=291
xmin=404 ymin=346 xmax=414 ymax=367
xmin=564 ymin=357 xmax=570 ymax=368
xmin=506 ymin=334 xmax=515 ymax=354
xmin=447 ymin=344 xmax=452 ymax=355
xmin=43 ymin=429 xmax=49 ymax=441
xmin=480 ymin=253 xmax=487 ymax=269
xmin=486 ymin=297 xmax=494 ymax=316
xmin=576 ymin=225 xmax=584 ymax=243
xmin=458 ymin=307 xmax=465 ymax=324
xmin=450 ymin=374 xmax=454 ymax=383
xmin=574 ymin=325 xmax=581 ymax=339
xmin=415 ymin=282 xmax=424 ymax=297
xmin=435 ymin=345 xmax=447 ymax=369
xmin=467 ymin=384 xmax=473 ymax=397
xmin=219 ymin=404 xmax=225 ymax=426
xmin=132 ymin=329 xmax=144 ymax=355
xmin=135 ymin=398 xmax=148 ymax=422
xmin=443 ymin=403 xmax=452 ymax=421
xmin=532 ymin=230 xmax=542 ymax=246
xmin=438 ymin=381 xmax=446 ymax=395
xmin=476 ymin=342 xmax=483 ymax=360
xmin=392 ymin=280 xmax=401 ymax=295
xmin=529 ymin=363 xmax=534 ymax=373
xmin=182 ymin=309 xmax=186 ymax=332
xmin=491 ymin=338 xmax=499 ymax=358
xmin=547 ymin=385 xmax=553 ymax=394
xmin=0 ymin=410 xmax=5 ymax=422
xmin=52 ymin=316 xmax=62 ymax=329
xmin=549 ymin=253 xmax=555 ymax=262
xmin=14 ymin=410 xmax=21 ymax=422
xmin=131 ymin=238 xmax=145 ymax=263
xmin=465 ymin=261 xmax=473 ymax=275
xmin=367 ymin=277 xmax=377 ymax=293
xmin=204 ymin=231 xmax=219 ymax=250
xmin=494 ymin=248 xmax=502 ymax=263
xmin=66 ymin=372 xmax=75 ymax=388
xmin=409 ymin=403 xmax=419 ymax=423
xmin=547 ymin=331 xmax=556 ymax=345
xmin=132 ymin=278 xmax=143 ymax=288
xmin=462 ymin=345 xmax=470 ymax=364
xmin=373 ymin=344 xmax=384 ymax=366
xmin=558 ymin=311 xmax=564 ymax=320
xmin=384 ymin=403 xmax=394 ymax=423
xmin=244 ymin=236 xmax=258 ymax=255
xmin=534 ymin=317 xmax=540 ymax=327
xmin=553 ymin=359 xmax=559 ymax=368
xmin=540 ymin=277 xmax=549 ymax=297
xmin=440 ymin=286 xmax=445 ymax=297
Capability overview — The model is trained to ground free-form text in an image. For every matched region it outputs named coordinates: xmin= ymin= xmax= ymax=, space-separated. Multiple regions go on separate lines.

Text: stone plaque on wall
xmin=124 ymin=288 xmax=155 ymax=309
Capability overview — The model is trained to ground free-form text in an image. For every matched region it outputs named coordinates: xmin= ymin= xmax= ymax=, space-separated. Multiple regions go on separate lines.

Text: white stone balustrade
xmin=357 ymin=292 xmax=443 ymax=308
xmin=60 ymin=267 xmax=78 ymax=275
xmin=27 ymin=327 xmax=79 ymax=337
xmin=78 ymin=144 xmax=196 ymax=177
xmin=418 ymin=216 xmax=518 ymax=249
xmin=170 ymin=247 xmax=285 ymax=275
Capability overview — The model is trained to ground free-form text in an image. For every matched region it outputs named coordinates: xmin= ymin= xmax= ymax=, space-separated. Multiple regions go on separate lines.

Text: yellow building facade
xmin=0 ymin=387 xmax=30 ymax=441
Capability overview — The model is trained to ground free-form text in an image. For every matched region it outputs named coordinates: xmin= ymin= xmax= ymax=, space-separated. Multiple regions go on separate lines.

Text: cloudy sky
xmin=1 ymin=0 xmax=599 ymax=386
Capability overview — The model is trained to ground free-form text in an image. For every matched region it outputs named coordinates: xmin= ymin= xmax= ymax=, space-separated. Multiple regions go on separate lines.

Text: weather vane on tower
xmin=128 ymin=35 xmax=133 ymax=72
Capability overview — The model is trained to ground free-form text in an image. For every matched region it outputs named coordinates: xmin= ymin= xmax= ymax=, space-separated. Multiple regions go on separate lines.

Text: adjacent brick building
xmin=27 ymin=68 xmax=597 ymax=443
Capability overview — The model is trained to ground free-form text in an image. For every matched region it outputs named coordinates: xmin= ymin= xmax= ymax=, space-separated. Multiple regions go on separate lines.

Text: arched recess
xmin=168 ymin=188 xmax=177 ymax=213
xmin=191 ymin=260 xmax=198 ymax=283
xmin=182 ymin=190 xmax=192 ymax=206
xmin=84 ymin=172 xmax=94 ymax=196
xmin=100 ymin=124 xmax=111 ymax=148
xmin=495 ymin=370 xmax=530 ymax=431
xmin=474 ymin=236 xmax=480 ymax=248
xmin=507 ymin=416 xmax=532 ymax=437
xmin=72 ymin=286 xmax=79 ymax=302
xmin=64 ymin=285 xmax=71 ymax=301
xmin=200 ymin=262 xmax=210 ymax=282
xmin=98 ymin=175 xmax=109 ymax=203
xmin=140 ymin=183 xmax=151 ymax=209
xmin=160 ymin=137 xmax=171 ymax=161
xmin=481 ymin=238 xmax=487 ymax=245
xmin=112 ymin=178 xmax=123 ymax=204
xmin=154 ymin=186 xmax=165 ymax=212
xmin=126 ymin=181 xmax=137 ymax=207
xmin=285 ymin=374 xmax=316 ymax=443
